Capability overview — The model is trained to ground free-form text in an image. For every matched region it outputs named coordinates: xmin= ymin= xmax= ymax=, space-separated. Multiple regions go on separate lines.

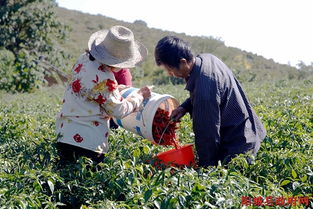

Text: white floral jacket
xmin=56 ymin=53 xmax=143 ymax=153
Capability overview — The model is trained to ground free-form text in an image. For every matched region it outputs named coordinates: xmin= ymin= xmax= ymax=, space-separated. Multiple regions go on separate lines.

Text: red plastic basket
xmin=155 ymin=144 xmax=195 ymax=167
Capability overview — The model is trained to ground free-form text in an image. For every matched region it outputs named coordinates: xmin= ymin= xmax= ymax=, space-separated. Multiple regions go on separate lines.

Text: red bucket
xmin=155 ymin=144 xmax=195 ymax=167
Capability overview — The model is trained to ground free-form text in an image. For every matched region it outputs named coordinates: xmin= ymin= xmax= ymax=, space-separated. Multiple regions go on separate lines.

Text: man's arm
xmin=180 ymin=98 xmax=192 ymax=114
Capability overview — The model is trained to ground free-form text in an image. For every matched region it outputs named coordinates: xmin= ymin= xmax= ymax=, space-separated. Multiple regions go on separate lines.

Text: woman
xmin=56 ymin=25 xmax=151 ymax=164
xmin=110 ymin=69 xmax=133 ymax=129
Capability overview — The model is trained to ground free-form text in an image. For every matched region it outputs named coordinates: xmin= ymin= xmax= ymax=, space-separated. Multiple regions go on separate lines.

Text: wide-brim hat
xmin=88 ymin=25 xmax=148 ymax=68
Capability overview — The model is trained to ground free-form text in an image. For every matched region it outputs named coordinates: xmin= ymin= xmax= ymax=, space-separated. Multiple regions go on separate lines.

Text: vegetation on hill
xmin=54 ymin=7 xmax=312 ymax=85
xmin=0 ymin=0 xmax=69 ymax=92
xmin=1 ymin=2 xmax=312 ymax=92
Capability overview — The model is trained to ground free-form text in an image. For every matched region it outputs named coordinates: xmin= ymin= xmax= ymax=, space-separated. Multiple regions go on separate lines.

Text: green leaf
xmin=136 ymin=165 xmax=143 ymax=174
xmin=144 ymin=189 xmax=152 ymax=202
xmin=33 ymin=180 xmax=42 ymax=192
xmin=178 ymin=195 xmax=186 ymax=207
xmin=280 ymin=180 xmax=291 ymax=186
xmin=47 ymin=180 xmax=54 ymax=194
xmin=300 ymin=175 xmax=308 ymax=182
xmin=143 ymin=145 xmax=150 ymax=155
xmin=291 ymin=169 xmax=297 ymax=179
xmin=153 ymin=200 xmax=160 ymax=208
xmin=133 ymin=148 xmax=141 ymax=158
xmin=192 ymin=182 xmax=206 ymax=192
xmin=124 ymin=161 xmax=132 ymax=169
xmin=0 ymin=188 xmax=8 ymax=194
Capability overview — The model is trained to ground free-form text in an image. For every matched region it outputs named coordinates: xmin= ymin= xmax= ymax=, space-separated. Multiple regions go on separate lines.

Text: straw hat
xmin=88 ymin=25 xmax=148 ymax=68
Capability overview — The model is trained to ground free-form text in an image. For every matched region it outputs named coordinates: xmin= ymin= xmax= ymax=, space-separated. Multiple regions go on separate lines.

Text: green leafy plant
xmin=0 ymin=0 xmax=70 ymax=92
xmin=0 ymin=82 xmax=312 ymax=208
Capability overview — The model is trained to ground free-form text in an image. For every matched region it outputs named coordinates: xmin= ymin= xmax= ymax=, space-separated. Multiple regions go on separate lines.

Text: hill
xmin=54 ymin=7 xmax=311 ymax=84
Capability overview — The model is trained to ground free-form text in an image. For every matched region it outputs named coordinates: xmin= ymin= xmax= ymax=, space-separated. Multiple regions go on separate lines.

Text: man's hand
xmin=170 ymin=106 xmax=187 ymax=122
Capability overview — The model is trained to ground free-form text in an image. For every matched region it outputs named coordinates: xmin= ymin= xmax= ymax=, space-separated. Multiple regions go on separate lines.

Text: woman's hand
xmin=137 ymin=86 xmax=152 ymax=99
xmin=117 ymin=84 xmax=130 ymax=92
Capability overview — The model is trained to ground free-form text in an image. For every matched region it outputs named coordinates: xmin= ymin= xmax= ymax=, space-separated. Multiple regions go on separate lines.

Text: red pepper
xmin=152 ymin=108 xmax=180 ymax=147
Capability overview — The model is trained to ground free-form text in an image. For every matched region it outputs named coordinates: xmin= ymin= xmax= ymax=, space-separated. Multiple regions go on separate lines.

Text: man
xmin=154 ymin=36 xmax=266 ymax=167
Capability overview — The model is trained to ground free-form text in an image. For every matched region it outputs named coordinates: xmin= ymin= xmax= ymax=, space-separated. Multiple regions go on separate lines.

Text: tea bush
xmin=0 ymin=81 xmax=312 ymax=208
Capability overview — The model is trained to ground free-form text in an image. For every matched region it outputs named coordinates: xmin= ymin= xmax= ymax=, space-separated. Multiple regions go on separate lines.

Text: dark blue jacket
xmin=181 ymin=54 xmax=266 ymax=166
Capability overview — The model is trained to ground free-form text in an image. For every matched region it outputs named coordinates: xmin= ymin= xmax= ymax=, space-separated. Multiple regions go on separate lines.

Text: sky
xmin=56 ymin=0 xmax=313 ymax=67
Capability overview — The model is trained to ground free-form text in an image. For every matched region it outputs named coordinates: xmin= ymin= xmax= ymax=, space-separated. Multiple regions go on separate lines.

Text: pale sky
xmin=56 ymin=0 xmax=313 ymax=67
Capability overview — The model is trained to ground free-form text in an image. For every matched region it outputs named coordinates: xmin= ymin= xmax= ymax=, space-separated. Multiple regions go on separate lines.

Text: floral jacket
xmin=56 ymin=53 xmax=143 ymax=153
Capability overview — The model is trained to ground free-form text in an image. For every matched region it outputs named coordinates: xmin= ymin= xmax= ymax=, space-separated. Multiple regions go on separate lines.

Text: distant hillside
xmin=54 ymin=7 xmax=311 ymax=84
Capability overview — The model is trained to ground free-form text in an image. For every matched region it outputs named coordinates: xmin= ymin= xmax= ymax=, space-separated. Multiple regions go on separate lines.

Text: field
xmin=0 ymin=81 xmax=312 ymax=208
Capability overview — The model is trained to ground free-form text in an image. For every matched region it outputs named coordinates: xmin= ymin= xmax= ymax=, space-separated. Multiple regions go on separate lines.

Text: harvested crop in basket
xmin=152 ymin=108 xmax=179 ymax=147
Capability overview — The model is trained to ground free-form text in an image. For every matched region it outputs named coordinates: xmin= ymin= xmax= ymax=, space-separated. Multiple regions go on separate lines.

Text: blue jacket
xmin=181 ymin=54 xmax=266 ymax=166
